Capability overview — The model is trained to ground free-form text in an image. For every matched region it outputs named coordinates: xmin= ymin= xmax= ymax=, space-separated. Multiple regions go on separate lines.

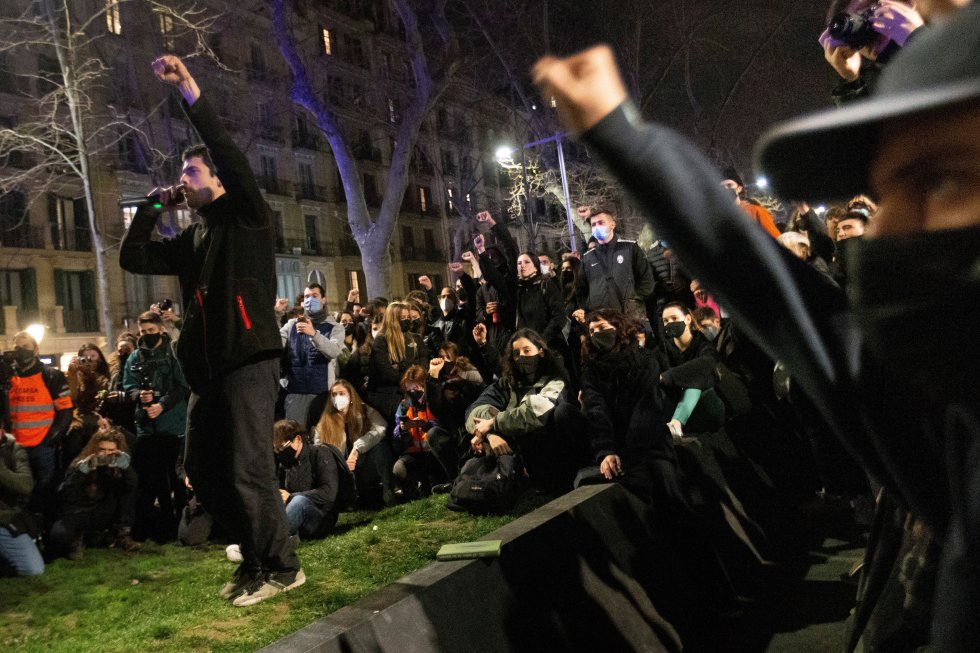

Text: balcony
xmin=51 ymin=225 xmax=92 ymax=252
xmin=0 ymin=224 xmax=46 ymax=249
xmin=400 ymin=245 xmax=416 ymax=261
xmin=63 ymin=308 xmax=99 ymax=333
xmin=339 ymin=239 xmax=360 ymax=257
xmin=421 ymin=249 xmax=445 ymax=263
xmin=296 ymin=184 xmax=328 ymax=202
xmin=257 ymin=177 xmax=292 ymax=196
xmin=353 ymin=144 xmax=382 ymax=164
xmin=291 ymin=130 xmax=323 ymax=151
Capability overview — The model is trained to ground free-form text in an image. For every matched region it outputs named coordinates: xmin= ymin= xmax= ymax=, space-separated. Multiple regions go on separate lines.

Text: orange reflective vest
xmin=9 ymin=372 xmax=72 ymax=447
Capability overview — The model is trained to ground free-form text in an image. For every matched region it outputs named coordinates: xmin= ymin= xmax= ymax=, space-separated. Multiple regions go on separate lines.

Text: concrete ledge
xmin=261 ymin=484 xmax=690 ymax=653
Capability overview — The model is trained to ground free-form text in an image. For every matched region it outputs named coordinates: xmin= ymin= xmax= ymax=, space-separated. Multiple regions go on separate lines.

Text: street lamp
xmin=755 ymin=176 xmax=769 ymax=190
xmin=26 ymin=323 xmax=45 ymax=345
xmin=495 ymin=132 xmax=578 ymax=253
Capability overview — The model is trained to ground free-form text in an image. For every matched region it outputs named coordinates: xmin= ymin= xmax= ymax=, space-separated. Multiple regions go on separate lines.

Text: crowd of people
xmin=2 ymin=0 xmax=977 ymax=648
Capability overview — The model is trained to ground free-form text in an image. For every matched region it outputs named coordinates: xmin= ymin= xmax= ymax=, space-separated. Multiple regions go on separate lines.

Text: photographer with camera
xmin=4 ymin=332 xmax=73 ymax=520
xmin=820 ymin=0 xmax=924 ymax=105
xmin=49 ymin=427 xmax=139 ymax=560
xmin=122 ymin=311 xmax=189 ymax=542
xmin=62 ymin=344 xmax=112 ymax=475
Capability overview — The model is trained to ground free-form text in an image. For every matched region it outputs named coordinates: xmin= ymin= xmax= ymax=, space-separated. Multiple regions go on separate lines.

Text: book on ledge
xmin=436 ymin=539 xmax=503 ymax=561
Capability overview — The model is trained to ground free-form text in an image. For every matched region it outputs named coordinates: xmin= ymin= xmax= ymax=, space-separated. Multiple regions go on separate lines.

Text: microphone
xmin=118 ymin=185 xmax=185 ymax=210
xmin=118 ymin=197 xmax=162 ymax=209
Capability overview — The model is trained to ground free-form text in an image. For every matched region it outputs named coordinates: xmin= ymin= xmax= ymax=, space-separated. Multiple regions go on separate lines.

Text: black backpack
xmin=446 ymin=453 xmax=526 ymax=514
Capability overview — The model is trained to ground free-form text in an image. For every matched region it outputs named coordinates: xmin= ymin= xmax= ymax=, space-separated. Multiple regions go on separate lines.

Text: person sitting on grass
xmin=0 ymin=429 xmax=44 ymax=576
xmin=392 ymin=366 xmax=448 ymax=499
xmin=273 ymin=420 xmax=353 ymax=540
xmin=48 ymin=427 xmax=139 ymax=560
xmin=312 ymin=380 xmax=393 ymax=508
xmin=465 ymin=329 xmax=580 ymax=492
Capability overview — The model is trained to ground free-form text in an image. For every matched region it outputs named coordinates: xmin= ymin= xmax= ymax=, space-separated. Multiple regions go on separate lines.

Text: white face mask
xmin=439 ymin=298 xmax=452 ymax=313
xmin=540 ymin=263 xmax=550 ymax=275
xmin=332 ymin=394 xmax=350 ymax=411
xmin=371 ymin=327 xmax=382 ymax=339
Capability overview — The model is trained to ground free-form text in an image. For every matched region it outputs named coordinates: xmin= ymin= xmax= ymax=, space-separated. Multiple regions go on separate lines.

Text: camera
xmin=828 ymin=4 xmax=879 ymax=49
xmin=130 ymin=362 xmax=161 ymax=404
xmin=158 ymin=298 xmax=173 ymax=312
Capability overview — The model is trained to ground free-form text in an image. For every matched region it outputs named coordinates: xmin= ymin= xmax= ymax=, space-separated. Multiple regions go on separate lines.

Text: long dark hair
xmin=77 ymin=342 xmax=111 ymax=378
xmin=582 ymin=309 xmax=639 ymax=362
xmin=500 ymin=328 xmax=558 ymax=387
xmin=560 ymin=256 xmax=581 ymax=303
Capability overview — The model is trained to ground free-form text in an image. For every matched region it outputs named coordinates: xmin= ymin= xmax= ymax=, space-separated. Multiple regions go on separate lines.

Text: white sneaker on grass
xmin=232 ymin=568 xmax=306 ymax=607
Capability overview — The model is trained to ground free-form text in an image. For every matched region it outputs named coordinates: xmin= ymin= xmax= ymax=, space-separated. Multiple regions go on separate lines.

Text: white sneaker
xmin=232 ymin=568 xmax=306 ymax=607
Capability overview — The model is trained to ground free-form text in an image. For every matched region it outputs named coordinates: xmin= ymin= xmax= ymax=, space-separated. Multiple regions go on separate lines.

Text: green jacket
xmin=0 ymin=432 xmax=33 ymax=530
xmin=122 ymin=345 xmax=189 ymax=437
xmin=464 ymin=375 xmax=565 ymax=440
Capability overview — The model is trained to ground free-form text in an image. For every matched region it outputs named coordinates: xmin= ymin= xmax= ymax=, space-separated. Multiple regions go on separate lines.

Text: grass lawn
xmin=1 ymin=493 xmax=547 ymax=653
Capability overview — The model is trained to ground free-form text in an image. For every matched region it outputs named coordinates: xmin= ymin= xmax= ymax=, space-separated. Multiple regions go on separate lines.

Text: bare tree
xmin=0 ymin=0 xmax=218 ymax=343
xmin=270 ymin=0 xmax=458 ymax=299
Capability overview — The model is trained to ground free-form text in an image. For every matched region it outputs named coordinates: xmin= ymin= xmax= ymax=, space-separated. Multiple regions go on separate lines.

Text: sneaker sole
xmin=232 ymin=569 xmax=306 ymax=607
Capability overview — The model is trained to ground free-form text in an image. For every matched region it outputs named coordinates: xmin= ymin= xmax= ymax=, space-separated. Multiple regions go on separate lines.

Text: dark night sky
xmin=466 ymin=0 xmax=841 ymax=173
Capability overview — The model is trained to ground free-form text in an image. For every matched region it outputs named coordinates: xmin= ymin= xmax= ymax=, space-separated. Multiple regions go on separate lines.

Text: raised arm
xmin=152 ymin=55 xmax=267 ymax=226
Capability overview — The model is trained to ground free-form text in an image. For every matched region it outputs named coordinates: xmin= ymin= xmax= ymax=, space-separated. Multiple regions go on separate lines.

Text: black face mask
xmin=561 ymin=271 xmax=574 ymax=284
xmin=343 ymin=323 xmax=354 ymax=337
xmin=11 ymin=347 xmax=36 ymax=370
xmin=407 ymin=390 xmax=424 ymax=405
xmin=138 ymin=333 xmax=164 ymax=350
xmin=590 ymin=329 xmax=617 ymax=353
xmin=850 ymin=224 xmax=980 ymax=401
xmin=515 ymin=354 xmax=541 ymax=380
xmin=276 ymin=445 xmax=298 ymax=467
xmin=664 ymin=321 xmax=687 ymax=340
xmin=443 ymin=361 xmax=456 ymax=376
xmin=399 ymin=318 xmax=412 ymax=332
xmin=410 ymin=318 xmax=422 ymax=332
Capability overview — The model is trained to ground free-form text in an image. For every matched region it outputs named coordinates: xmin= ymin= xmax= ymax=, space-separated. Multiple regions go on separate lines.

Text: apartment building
xmin=0 ymin=0 xmax=528 ymax=356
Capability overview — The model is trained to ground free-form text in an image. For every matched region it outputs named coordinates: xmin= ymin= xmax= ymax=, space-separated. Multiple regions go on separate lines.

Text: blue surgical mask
xmin=592 ymin=226 xmax=611 ymax=242
xmin=303 ymin=297 xmax=322 ymax=313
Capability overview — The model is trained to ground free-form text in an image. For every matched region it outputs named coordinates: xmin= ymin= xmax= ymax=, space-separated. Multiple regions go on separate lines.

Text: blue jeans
xmin=284 ymin=495 xmax=328 ymax=540
xmin=0 ymin=526 xmax=44 ymax=576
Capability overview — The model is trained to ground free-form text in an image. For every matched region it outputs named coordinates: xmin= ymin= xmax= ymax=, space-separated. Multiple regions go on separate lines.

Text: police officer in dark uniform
xmin=575 ymin=206 xmax=655 ymax=320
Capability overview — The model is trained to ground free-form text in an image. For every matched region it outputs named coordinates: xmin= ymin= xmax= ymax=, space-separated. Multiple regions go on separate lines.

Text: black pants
xmin=184 ymin=358 xmax=298 ymax=574
xmin=132 ymin=432 xmax=185 ymax=541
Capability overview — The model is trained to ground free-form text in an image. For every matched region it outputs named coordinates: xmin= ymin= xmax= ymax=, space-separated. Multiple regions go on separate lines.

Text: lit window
xmin=418 ymin=186 xmax=428 ymax=213
xmin=106 ymin=0 xmax=121 ymax=35
xmin=322 ymin=28 xmax=332 ymax=55
xmin=159 ymin=14 xmax=175 ymax=51
xmin=387 ymin=98 xmax=397 ymax=124
xmin=122 ymin=206 xmax=136 ymax=229
xmin=447 ymin=188 xmax=453 ymax=210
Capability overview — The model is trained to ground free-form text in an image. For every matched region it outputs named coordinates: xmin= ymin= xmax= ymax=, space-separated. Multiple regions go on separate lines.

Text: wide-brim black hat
xmin=754 ymin=3 xmax=980 ymax=201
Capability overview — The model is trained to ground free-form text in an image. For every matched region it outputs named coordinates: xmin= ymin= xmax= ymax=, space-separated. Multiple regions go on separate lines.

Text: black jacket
xmin=0 ymin=433 xmax=33 ymax=532
xmin=580 ymin=347 xmax=673 ymax=464
xmin=279 ymin=444 xmax=351 ymax=513
xmin=119 ymin=94 xmax=280 ymax=390
xmin=657 ymin=331 xmax=718 ymax=391
xmin=577 ymin=235 xmax=655 ymax=315
xmin=515 ymin=274 xmax=565 ymax=345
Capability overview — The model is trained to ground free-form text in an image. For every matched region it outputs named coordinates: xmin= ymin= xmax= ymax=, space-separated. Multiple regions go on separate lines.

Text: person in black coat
xmin=515 ymin=251 xmax=565 ymax=347
xmin=571 ymin=309 xmax=677 ymax=500
xmin=656 ymin=303 xmax=726 ymax=437
xmin=120 ymin=55 xmax=299 ymax=602
xmin=273 ymin=420 xmax=352 ymax=540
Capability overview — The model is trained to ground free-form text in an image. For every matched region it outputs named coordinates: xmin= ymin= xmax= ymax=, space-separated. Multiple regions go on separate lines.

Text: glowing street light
xmin=755 ymin=176 xmax=768 ymax=189
xmin=494 ymin=146 xmax=515 ymax=163
xmin=26 ymin=323 xmax=46 ymax=345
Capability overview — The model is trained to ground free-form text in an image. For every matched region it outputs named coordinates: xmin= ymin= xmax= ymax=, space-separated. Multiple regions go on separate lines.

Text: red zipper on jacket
xmin=236 ymin=294 xmax=253 ymax=330
xmin=196 ymin=289 xmax=213 ymax=377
